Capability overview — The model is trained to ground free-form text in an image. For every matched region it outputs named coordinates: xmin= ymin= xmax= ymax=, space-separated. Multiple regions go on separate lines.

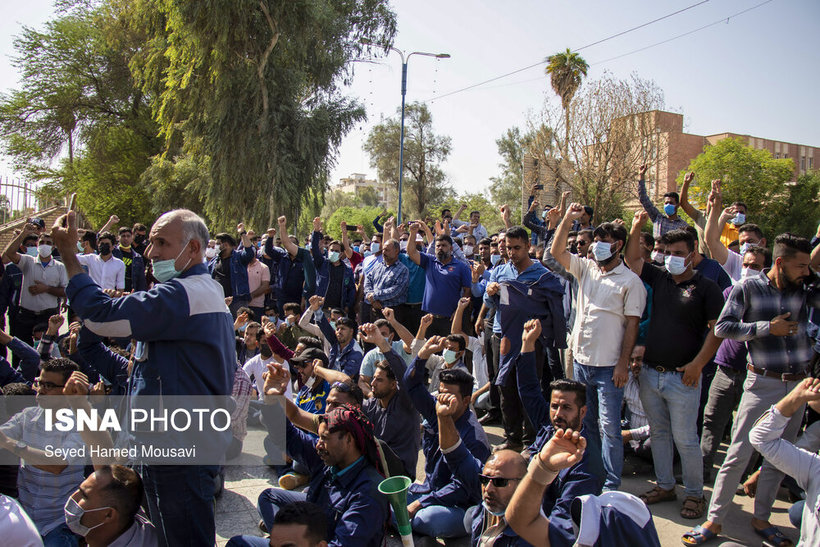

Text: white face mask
xmin=205 ymin=247 xmax=217 ymax=259
xmin=327 ymin=250 xmax=341 ymax=263
xmin=399 ymin=240 xmax=408 ymax=251
xmin=38 ymin=244 xmax=53 ymax=258
xmin=664 ymin=253 xmax=690 ymax=276
xmin=463 ymin=245 xmax=474 ymax=256
xmin=740 ymin=267 xmax=764 ymax=281
xmin=370 ymin=242 xmax=380 ymax=253
xmin=64 ymin=496 xmax=111 ymax=537
xmin=650 ymin=250 xmax=664 ymax=264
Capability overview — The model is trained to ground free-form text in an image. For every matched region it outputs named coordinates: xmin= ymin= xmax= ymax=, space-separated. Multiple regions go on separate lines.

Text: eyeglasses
xmin=479 ymin=474 xmax=522 ymax=488
xmin=34 ymin=379 xmax=65 ymax=390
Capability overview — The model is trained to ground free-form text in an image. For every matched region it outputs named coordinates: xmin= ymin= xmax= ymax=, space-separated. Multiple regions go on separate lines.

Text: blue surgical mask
xmin=329 ymin=321 xmax=336 ymax=330
xmin=64 ymin=496 xmax=110 ymax=537
xmin=77 ymin=241 xmax=84 ymax=252
xmin=25 ymin=246 xmax=38 ymax=257
xmin=443 ymin=349 xmax=458 ymax=364
xmin=482 ymin=501 xmax=506 ymax=518
xmin=151 ymin=239 xmax=192 ymax=283
xmin=663 ymin=203 xmax=677 ymax=217
xmin=541 ymin=210 xmax=548 ymax=219
xmin=267 ymin=315 xmax=278 ymax=323
xmin=353 ymin=245 xmax=360 ymax=253
xmin=363 ymin=250 xmax=372 ymax=258
xmin=327 ymin=251 xmax=340 ymax=263
xmin=371 ymin=242 xmax=380 ymax=253
xmin=664 ymin=253 xmax=689 ymax=276
xmin=490 ymin=254 xmax=501 ymax=266
xmin=732 ymin=213 xmax=746 ymax=226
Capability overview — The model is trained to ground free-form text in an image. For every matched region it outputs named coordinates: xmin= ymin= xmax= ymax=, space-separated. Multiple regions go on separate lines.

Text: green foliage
xmin=324 ymin=206 xmax=384 ymax=241
xmin=130 ymin=0 xmax=397 ymax=228
xmin=682 ymin=137 xmax=796 ymax=238
xmin=545 ymin=48 xmax=589 ymax=111
xmin=488 ymin=126 xmax=526 ymax=223
xmin=364 ymin=102 xmax=452 ymax=219
xmin=757 ymin=171 xmax=820 ymax=239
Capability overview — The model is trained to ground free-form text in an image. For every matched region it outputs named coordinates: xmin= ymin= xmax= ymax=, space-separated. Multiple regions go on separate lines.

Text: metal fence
xmin=0 ymin=175 xmax=41 ymax=224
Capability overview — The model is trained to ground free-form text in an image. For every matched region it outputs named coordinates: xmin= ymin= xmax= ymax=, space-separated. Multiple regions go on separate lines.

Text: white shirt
xmin=0 ymin=495 xmax=42 ymax=547
xmin=108 ymin=512 xmax=159 ymax=547
xmin=243 ymin=354 xmax=293 ymax=400
xmin=722 ymin=248 xmax=742 ymax=281
xmin=468 ymin=334 xmax=489 ymax=391
xmin=17 ymin=254 xmax=68 ymax=312
xmin=750 ymin=406 xmax=820 ymax=547
xmin=77 ymin=253 xmax=126 ymax=290
xmin=568 ymin=255 xmax=646 ymax=367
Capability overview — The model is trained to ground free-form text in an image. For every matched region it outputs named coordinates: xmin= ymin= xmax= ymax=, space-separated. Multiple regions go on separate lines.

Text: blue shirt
xmin=485 ymin=260 xmax=549 ymax=334
xmin=418 ymin=253 xmax=472 ymax=317
xmin=695 ymin=255 xmax=733 ymax=291
xmin=364 ymin=257 xmax=409 ymax=307
xmin=398 ymin=253 xmax=425 ymax=305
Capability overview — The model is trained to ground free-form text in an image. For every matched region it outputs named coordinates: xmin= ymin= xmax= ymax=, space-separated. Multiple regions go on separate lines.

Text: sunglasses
xmin=331 ymin=381 xmax=353 ymax=393
xmin=479 ymin=474 xmax=522 ymax=488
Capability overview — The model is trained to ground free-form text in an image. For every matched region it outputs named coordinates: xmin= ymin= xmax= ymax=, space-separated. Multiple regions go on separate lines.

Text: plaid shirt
xmin=639 ymin=178 xmax=690 ymax=238
xmin=714 ymin=272 xmax=820 ymax=374
xmin=230 ymin=364 xmax=254 ymax=442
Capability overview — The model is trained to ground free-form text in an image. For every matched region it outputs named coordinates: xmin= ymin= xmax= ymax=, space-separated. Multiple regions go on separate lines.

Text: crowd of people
xmin=0 ymin=166 xmax=817 ymax=547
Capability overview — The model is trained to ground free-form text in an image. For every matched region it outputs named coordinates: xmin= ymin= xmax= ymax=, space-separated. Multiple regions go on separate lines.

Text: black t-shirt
xmin=214 ymin=255 xmax=233 ymax=297
xmin=323 ymin=262 xmax=345 ymax=309
xmin=640 ymin=264 xmax=724 ymax=368
xmin=120 ymin=247 xmax=134 ymax=292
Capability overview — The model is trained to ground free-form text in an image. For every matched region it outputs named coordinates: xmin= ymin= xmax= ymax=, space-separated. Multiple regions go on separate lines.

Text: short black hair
xmin=639 ymin=232 xmax=654 ymax=248
xmin=40 ymin=358 xmax=79 ymax=383
xmin=97 ymin=465 xmax=144 ymax=526
xmin=118 ymin=226 xmax=132 ymax=236
xmin=738 ymin=223 xmax=765 ymax=241
xmin=81 ymin=230 xmax=97 ymax=250
xmin=731 ymin=201 xmax=747 ymax=210
xmin=550 ymin=379 xmax=587 ymax=407
xmin=336 ymin=317 xmax=357 ymax=332
xmin=373 ymin=319 xmax=396 ymax=338
xmin=445 ymin=334 xmax=466 ymax=352
xmin=297 ymin=336 xmax=323 ymax=350
xmin=98 ymin=231 xmax=116 ymax=246
xmin=132 ymin=223 xmax=147 ymax=232
xmin=373 ymin=360 xmax=396 ymax=381
xmin=237 ymin=307 xmax=254 ymax=321
xmin=215 ymin=233 xmax=236 ymax=247
xmin=22 ymin=234 xmax=38 ymax=246
xmin=592 ymin=222 xmax=627 ymax=245
xmin=439 ymin=368 xmax=473 ymax=399
xmin=329 ymin=379 xmax=364 ymax=406
xmin=743 ymin=246 xmax=772 ymax=267
xmin=470 ymin=210 xmax=480 ymax=216
xmin=663 ymin=191 xmax=680 ymax=203
xmin=577 ymin=229 xmax=594 ymax=243
xmin=773 ymin=233 xmax=812 ymax=261
xmin=505 ymin=226 xmax=529 ymax=243
xmin=283 ymin=303 xmax=301 ymax=316
xmin=479 ymin=237 xmax=492 ymax=246
xmin=661 ymin=228 xmax=695 ymax=252
xmin=272 ymin=501 xmax=328 ymax=541
xmin=435 ymin=234 xmax=453 ymax=246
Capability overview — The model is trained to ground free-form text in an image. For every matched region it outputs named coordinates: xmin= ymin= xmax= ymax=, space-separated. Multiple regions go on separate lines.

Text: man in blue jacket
xmin=310 ymin=218 xmax=355 ymax=317
xmin=404 ymin=336 xmax=491 ymax=539
xmin=265 ymin=216 xmax=316 ymax=314
xmin=50 ymin=209 xmax=235 ymax=547
xmin=209 ymin=223 xmax=256 ymax=317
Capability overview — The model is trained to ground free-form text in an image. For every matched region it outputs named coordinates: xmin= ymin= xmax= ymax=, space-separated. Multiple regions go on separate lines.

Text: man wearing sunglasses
xmin=435 ymin=391 xmax=531 ymax=546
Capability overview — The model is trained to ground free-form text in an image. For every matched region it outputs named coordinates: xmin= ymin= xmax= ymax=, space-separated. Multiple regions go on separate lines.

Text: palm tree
xmin=545 ymin=48 xmax=588 ymax=168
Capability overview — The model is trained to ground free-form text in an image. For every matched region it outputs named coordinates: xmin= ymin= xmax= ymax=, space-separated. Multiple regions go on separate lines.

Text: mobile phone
xmin=534 ymin=184 xmax=544 ymax=190
xmin=67 ymin=192 xmax=77 ymax=212
xmin=345 ymin=225 xmax=358 ymax=232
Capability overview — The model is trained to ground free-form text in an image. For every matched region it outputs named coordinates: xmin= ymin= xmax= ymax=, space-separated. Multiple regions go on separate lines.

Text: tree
xmin=325 ymin=206 xmax=384 ymax=241
xmin=364 ymin=102 xmax=452 ymax=219
xmin=532 ymin=72 xmax=667 ymax=222
xmin=129 ymin=0 xmax=397 ymax=228
xmin=545 ymin=49 xmax=588 ymax=164
xmin=682 ymin=137 xmax=801 ymax=238
xmin=488 ymin=127 xmax=528 ymax=222
xmin=0 ymin=1 xmax=161 ymax=227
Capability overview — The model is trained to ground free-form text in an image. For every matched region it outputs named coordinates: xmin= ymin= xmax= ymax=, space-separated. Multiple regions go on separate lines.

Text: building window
xmin=775 ymin=153 xmax=780 ymax=159
xmin=810 ymin=157 xmax=814 ymax=170
xmin=801 ymin=157 xmax=806 ymax=171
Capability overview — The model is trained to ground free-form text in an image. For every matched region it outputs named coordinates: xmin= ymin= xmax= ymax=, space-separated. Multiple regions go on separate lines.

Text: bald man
xmin=436 ymin=393 xmax=532 ymax=545
xmin=51 ymin=209 xmax=235 ymax=546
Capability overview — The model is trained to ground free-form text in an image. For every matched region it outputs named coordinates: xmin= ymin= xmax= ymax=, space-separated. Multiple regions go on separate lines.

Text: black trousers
xmin=11 ymin=306 xmax=58 ymax=371
xmin=494 ymin=334 xmax=545 ymax=446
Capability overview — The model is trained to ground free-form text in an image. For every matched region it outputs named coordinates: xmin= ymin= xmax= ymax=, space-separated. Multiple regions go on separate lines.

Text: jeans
xmin=789 ymin=500 xmax=805 ymax=528
xmin=227 ymin=536 xmax=268 ymax=547
xmin=42 ymin=524 xmax=78 ymax=547
xmin=638 ymin=367 xmax=703 ymax=497
xmin=407 ymin=491 xmax=468 ymax=538
xmin=141 ymin=464 xmax=219 ymax=547
xmin=574 ymin=362 xmax=623 ymax=490
xmin=257 ymin=488 xmax=308 ymax=532
xmin=700 ymin=366 xmax=746 ymax=471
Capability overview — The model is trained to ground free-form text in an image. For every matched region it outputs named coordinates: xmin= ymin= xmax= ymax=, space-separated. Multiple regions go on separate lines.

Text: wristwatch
xmin=13 ymin=440 xmax=27 ymax=455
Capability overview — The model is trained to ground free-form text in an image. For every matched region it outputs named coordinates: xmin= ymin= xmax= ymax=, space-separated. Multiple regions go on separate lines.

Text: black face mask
xmin=98 ymin=243 xmax=111 ymax=255
xmin=134 ymin=234 xmax=146 ymax=244
xmin=569 ymin=243 xmax=578 ymax=255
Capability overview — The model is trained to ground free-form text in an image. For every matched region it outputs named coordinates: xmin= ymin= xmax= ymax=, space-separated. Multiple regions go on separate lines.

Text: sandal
xmin=639 ymin=485 xmax=677 ymax=505
xmin=753 ymin=526 xmax=793 ymax=547
xmin=681 ymin=525 xmax=718 ymax=546
xmin=680 ymin=496 xmax=707 ymax=519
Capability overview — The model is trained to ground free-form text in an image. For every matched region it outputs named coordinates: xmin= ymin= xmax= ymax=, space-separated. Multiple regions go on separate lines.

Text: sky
xmin=1 ymin=0 xmax=819 ymax=196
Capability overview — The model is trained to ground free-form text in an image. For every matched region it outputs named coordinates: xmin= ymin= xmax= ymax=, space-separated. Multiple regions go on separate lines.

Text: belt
xmin=746 ymin=364 xmax=806 ymax=382
xmin=652 ymin=365 xmax=682 ymax=374
xmin=718 ymin=364 xmax=745 ymax=375
xmin=431 ymin=314 xmax=451 ymax=320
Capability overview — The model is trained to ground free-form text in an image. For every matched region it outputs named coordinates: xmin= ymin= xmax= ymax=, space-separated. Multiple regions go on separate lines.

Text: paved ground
xmin=215 ymin=423 xmax=799 ymax=546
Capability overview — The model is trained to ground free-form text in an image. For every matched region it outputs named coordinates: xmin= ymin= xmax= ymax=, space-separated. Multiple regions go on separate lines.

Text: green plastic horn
xmin=378 ymin=475 xmax=413 ymax=547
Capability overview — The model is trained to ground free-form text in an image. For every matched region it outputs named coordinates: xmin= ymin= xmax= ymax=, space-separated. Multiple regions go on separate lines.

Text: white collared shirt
xmin=17 ymin=254 xmax=68 ymax=312
xmin=77 ymin=253 xmax=126 ymax=290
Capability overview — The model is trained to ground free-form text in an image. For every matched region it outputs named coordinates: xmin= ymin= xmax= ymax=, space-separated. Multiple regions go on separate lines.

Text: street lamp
xmin=363 ymin=42 xmax=449 ymax=223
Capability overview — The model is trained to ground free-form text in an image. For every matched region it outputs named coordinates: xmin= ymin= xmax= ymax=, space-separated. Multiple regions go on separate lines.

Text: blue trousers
xmin=257 ymin=488 xmax=308 ymax=532
xmin=42 ymin=524 xmax=79 ymax=547
xmin=407 ymin=491 xmax=468 ymax=538
xmin=141 ymin=464 xmax=219 ymax=547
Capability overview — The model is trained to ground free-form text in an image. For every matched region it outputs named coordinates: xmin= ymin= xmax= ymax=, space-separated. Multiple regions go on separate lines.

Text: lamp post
xmin=386 ymin=47 xmax=449 ymax=224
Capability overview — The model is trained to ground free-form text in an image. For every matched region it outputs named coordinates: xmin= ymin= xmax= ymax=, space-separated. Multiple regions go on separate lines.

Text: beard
xmin=552 ymin=417 xmax=581 ymax=431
